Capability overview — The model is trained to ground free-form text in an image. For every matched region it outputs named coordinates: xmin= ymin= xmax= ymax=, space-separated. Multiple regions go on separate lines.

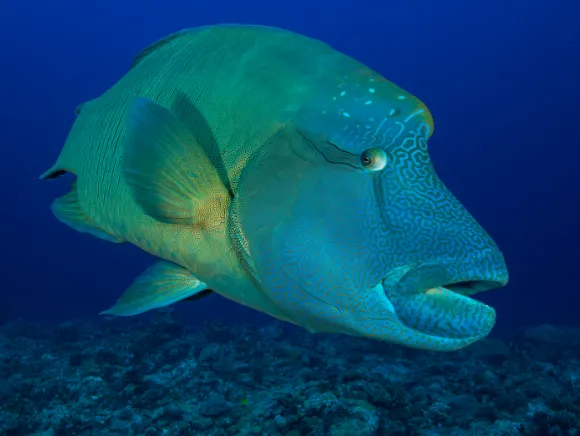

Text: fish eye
xmin=360 ymin=147 xmax=388 ymax=171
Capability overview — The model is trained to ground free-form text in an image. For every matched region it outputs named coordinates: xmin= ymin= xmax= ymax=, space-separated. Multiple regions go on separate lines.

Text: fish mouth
xmin=442 ymin=279 xmax=505 ymax=295
xmin=386 ymin=253 xmax=508 ymax=296
xmin=378 ymin=252 xmax=509 ymax=348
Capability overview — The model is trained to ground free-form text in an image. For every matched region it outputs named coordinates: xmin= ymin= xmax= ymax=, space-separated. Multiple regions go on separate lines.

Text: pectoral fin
xmin=101 ymin=260 xmax=210 ymax=316
xmin=122 ymin=97 xmax=230 ymax=225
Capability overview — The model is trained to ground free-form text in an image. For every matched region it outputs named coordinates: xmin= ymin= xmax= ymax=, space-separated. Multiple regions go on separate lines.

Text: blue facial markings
xmin=314 ymin=67 xmax=434 ymax=157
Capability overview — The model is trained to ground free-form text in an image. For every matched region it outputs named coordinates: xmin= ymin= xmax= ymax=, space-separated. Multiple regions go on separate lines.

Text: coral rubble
xmin=1 ymin=314 xmax=579 ymax=435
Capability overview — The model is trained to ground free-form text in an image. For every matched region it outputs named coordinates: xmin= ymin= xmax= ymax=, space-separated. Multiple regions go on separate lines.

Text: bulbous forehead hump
xmin=312 ymin=65 xmax=435 ymax=154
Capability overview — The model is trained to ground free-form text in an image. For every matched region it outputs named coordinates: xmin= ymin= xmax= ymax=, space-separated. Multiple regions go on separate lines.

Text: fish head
xmin=232 ymin=67 xmax=508 ymax=351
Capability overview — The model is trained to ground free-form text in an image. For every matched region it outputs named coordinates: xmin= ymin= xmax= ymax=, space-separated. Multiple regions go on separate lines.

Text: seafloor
xmin=1 ymin=311 xmax=579 ymax=436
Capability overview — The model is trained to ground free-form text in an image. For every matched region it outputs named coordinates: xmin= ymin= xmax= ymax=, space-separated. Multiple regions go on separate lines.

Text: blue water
xmin=1 ymin=0 xmax=578 ymax=332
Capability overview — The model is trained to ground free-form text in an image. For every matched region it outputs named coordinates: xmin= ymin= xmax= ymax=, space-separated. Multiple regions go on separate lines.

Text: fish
xmin=41 ymin=24 xmax=509 ymax=351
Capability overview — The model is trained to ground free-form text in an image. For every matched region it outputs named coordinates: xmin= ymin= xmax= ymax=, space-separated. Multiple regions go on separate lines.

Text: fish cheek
xmin=268 ymin=218 xmax=362 ymax=333
xmin=234 ymin=131 xmax=357 ymax=330
xmin=232 ymin=128 xmax=315 ymax=285
xmin=234 ymin=130 xmax=313 ymax=248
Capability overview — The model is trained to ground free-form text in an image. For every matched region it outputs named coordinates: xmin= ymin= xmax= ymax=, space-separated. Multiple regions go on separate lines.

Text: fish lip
xmin=376 ymin=250 xmax=507 ymax=343
xmin=388 ymin=249 xmax=509 ymax=296
xmin=378 ymin=278 xmax=497 ymax=344
xmin=441 ymin=279 xmax=504 ymax=295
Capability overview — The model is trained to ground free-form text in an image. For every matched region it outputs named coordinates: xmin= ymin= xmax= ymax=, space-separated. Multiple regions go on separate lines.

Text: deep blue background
xmin=1 ymin=0 xmax=578 ymax=332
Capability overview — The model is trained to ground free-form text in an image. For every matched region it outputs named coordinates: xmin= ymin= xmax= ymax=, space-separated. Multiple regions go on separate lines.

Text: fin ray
xmin=130 ymin=30 xmax=191 ymax=69
xmin=122 ymin=97 xmax=228 ymax=225
xmin=51 ymin=181 xmax=122 ymax=243
xmin=39 ymin=166 xmax=69 ymax=180
xmin=101 ymin=260 xmax=210 ymax=316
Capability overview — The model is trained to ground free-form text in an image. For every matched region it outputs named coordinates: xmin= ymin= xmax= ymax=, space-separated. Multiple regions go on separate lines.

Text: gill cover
xmin=231 ymin=124 xmax=392 ymax=334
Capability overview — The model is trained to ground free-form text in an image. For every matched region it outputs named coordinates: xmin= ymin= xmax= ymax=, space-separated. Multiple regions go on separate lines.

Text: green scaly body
xmin=43 ymin=25 xmax=352 ymax=318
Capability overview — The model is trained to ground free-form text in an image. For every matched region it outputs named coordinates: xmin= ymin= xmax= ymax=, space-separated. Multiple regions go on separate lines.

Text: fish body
xmin=42 ymin=25 xmax=509 ymax=351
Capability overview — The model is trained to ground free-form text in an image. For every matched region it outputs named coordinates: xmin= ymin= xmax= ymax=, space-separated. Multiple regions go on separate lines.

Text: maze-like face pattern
xmin=233 ymin=66 xmax=508 ymax=351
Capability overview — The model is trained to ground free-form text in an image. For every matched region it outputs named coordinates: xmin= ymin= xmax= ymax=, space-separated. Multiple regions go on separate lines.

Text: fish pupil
xmin=361 ymin=152 xmax=373 ymax=166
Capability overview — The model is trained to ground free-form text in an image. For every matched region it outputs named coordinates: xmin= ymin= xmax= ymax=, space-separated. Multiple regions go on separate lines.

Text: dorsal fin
xmin=74 ymin=97 xmax=98 ymax=116
xmin=129 ymin=25 xmax=292 ymax=70
xmin=130 ymin=29 xmax=193 ymax=70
